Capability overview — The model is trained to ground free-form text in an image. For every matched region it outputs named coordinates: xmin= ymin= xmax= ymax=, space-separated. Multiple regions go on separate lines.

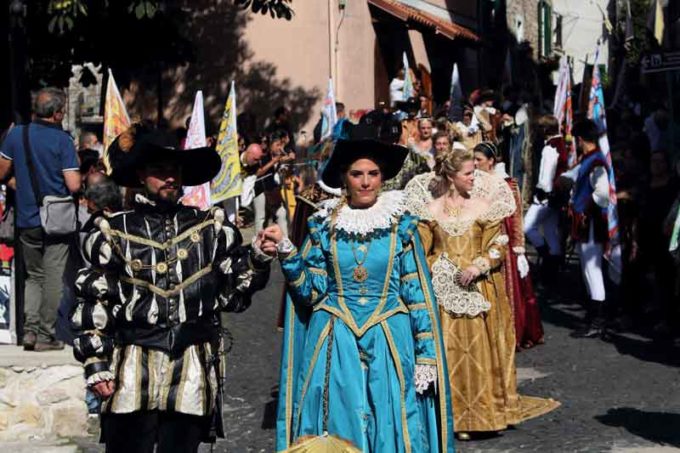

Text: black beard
xmin=145 ymin=189 xmax=182 ymax=209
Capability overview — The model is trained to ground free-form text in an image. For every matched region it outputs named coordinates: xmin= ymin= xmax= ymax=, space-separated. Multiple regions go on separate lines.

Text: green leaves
xmin=235 ymin=0 xmax=294 ymax=20
xmin=127 ymin=0 xmax=159 ymax=19
xmin=47 ymin=0 xmax=87 ymax=34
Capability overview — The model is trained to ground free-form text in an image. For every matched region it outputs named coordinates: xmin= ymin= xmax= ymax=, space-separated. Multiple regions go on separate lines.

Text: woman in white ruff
xmin=404 ymin=148 xmax=559 ymax=440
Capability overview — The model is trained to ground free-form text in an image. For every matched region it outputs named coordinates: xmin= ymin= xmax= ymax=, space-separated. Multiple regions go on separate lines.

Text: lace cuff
xmin=512 ymin=246 xmax=526 ymax=255
xmin=415 ymin=364 xmax=437 ymax=394
xmin=86 ymin=371 xmax=115 ymax=387
xmin=472 ymin=257 xmax=491 ymax=275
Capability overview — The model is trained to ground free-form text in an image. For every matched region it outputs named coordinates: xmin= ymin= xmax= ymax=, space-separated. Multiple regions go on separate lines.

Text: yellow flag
xmin=654 ymin=0 xmax=665 ymax=45
xmin=210 ymin=81 xmax=242 ymax=203
xmin=102 ymin=69 xmax=131 ymax=173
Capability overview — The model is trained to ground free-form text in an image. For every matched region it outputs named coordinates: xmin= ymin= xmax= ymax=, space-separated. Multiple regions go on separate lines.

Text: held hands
xmin=92 ymin=380 xmax=116 ymax=399
xmin=458 ymin=266 xmax=481 ymax=286
xmin=258 ymin=225 xmax=284 ymax=257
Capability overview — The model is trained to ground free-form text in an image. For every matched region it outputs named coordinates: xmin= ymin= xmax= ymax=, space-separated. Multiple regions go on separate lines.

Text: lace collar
xmin=315 ymin=190 xmax=406 ymax=236
xmin=403 ymin=171 xmax=516 ymax=237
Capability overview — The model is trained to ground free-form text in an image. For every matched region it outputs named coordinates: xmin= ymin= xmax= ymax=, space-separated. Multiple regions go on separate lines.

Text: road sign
xmin=641 ymin=51 xmax=680 ymax=74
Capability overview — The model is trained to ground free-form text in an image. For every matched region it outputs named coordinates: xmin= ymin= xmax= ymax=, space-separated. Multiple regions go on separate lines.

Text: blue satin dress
xmin=275 ymin=208 xmax=455 ymax=452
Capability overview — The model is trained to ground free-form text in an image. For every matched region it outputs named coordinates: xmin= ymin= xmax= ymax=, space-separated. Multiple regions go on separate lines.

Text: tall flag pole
xmin=402 ymin=52 xmax=414 ymax=101
xmin=320 ymin=78 xmax=337 ymax=141
xmin=447 ymin=63 xmax=464 ymax=122
xmin=182 ymin=90 xmax=211 ymax=210
xmin=102 ymin=69 xmax=131 ymax=174
xmin=554 ymin=55 xmax=576 ymax=165
xmin=211 ymin=81 xmax=242 ymax=205
xmin=588 ymin=45 xmax=621 ymax=283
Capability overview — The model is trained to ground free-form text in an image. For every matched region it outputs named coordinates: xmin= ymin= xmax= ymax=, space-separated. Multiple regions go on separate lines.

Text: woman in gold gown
xmin=404 ymin=148 xmax=559 ymax=439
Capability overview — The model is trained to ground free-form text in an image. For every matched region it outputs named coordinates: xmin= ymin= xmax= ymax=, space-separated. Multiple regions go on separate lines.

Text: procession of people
xmin=0 ymin=6 xmax=678 ymax=449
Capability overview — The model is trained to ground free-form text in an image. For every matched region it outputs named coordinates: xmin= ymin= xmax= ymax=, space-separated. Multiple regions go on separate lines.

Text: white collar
xmin=315 ymin=190 xmax=406 ymax=236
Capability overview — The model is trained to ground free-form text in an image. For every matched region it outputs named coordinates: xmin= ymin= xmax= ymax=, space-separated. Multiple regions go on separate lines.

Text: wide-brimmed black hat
xmin=320 ymin=112 xmax=407 ymax=189
xmin=108 ymin=125 xmax=221 ymax=188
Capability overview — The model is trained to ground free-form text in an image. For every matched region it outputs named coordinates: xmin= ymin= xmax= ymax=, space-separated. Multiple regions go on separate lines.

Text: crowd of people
xmin=0 ymin=75 xmax=677 ymax=452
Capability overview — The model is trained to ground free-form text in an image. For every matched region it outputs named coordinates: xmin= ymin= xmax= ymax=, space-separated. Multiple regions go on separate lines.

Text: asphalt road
xmin=208 ymin=260 xmax=680 ymax=453
xmin=77 ymin=259 xmax=680 ymax=452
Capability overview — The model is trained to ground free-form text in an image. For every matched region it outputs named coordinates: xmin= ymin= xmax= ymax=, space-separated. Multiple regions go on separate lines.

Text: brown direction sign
xmin=641 ymin=51 xmax=680 ymax=74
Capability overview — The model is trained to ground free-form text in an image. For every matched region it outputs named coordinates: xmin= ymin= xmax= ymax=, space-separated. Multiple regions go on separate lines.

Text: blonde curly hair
xmin=428 ymin=147 xmax=474 ymax=198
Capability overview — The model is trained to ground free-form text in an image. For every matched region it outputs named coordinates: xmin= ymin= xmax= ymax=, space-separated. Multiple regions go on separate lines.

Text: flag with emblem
xmin=182 ymin=90 xmax=211 ymax=209
xmin=211 ymin=81 xmax=242 ymax=204
xmin=588 ymin=46 xmax=621 ymax=282
xmin=103 ymin=69 xmax=131 ymax=174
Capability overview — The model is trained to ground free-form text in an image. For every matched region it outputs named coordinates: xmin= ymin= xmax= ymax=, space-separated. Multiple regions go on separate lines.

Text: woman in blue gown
xmin=260 ymin=116 xmax=455 ymax=452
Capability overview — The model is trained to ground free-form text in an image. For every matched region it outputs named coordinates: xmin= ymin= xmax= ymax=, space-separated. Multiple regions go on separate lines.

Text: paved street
xmin=76 ymin=259 xmax=680 ymax=452
xmin=209 ymin=260 xmax=680 ymax=453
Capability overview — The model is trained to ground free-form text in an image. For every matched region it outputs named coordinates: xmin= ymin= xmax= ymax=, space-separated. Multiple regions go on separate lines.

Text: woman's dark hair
xmin=268 ymin=129 xmax=288 ymax=144
xmin=473 ymin=142 xmax=499 ymax=161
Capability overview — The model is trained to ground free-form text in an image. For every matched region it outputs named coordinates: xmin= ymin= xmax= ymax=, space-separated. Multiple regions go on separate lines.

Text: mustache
xmin=160 ymin=184 xmax=180 ymax=190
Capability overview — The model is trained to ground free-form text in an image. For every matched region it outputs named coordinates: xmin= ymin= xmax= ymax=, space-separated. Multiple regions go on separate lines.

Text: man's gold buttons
xmin=130 ymin=260 xmax=143 ymax=272
xmin=190 ymin=232 xmax=200 ymax=243
xmin=177 ymin=248 xmax=189 ymax=260
xmin=155 ymin=262 xmax=168 ymax=274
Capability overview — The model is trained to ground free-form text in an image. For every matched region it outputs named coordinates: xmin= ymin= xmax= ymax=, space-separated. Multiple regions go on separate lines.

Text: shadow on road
xmin=595 ymin=407 xmax=680 ymax=447
xmin=607 ymin=333 xmax=680 ymax=368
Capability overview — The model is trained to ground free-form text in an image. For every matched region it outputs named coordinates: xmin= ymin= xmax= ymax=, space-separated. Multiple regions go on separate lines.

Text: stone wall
xmin=0 ymin=364 xmax=88 ymax=441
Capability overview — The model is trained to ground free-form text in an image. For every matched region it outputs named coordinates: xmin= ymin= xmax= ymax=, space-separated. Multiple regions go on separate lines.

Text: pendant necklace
xmin=351 ymin=238 xmax=372 ymax=283
xmin=351 ymin=237 xmax=373 ymax=305
xmin=444 ymin=198 xmax=463 ymax=218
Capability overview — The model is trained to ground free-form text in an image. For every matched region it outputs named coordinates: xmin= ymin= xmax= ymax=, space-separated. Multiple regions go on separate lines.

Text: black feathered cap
xmin=107 ymin=124 xmax=221 ymax=188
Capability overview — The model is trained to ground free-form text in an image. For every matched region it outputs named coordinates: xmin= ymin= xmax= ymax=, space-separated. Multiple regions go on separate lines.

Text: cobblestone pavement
xmin=77 ymin=261 xmax=680 ymax=452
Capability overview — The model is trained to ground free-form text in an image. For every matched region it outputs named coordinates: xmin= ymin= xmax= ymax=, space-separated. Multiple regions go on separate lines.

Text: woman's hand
xmin=458 ymin=265 xmax=481 ymax=286
xmin=92 ymin=380 xmax=116 ymax=399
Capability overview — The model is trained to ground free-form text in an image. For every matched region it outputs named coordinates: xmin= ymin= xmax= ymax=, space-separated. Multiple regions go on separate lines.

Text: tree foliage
xmin=234 ymin=0 xmax=294 ymax=20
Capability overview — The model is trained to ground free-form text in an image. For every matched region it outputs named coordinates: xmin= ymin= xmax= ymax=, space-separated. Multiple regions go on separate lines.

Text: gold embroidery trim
xmin=295 ymin=320 xmax=332 ymax=430
xmin=415 ymin=332 xmax=433 ymax=340
xmin=381 ymin=321 xmax=412 ymax=453
xmin=308 ymin=267 xmax=327 ymax=276
xmin=401 ymin=272 xmax=418 ymax=282
xmin=289 ymin=271 xmax=306 ymax=288
xmin=416 ymin=357 xmax=437 ymax=365
xmin=120 ymin=265 xmax=212 ymax=298
xmin=108 ymin=218 xmax=216 ymax=251
xmin=412 ymin=238 xmax=450 ymax=449
xmin=407 ymin=303 xmax=427 ymax=311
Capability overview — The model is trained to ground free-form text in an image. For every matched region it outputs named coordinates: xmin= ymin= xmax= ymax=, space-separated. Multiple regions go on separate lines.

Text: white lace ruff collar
xmin=315 ymin=190 xmax=406 ymax=235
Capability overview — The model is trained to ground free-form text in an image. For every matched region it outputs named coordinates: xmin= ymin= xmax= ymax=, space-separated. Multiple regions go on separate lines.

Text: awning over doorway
xmin=367 ymin=0 xmax=479 ymax=42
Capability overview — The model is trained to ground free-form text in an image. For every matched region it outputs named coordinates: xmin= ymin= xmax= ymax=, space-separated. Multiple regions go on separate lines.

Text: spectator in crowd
xmin=409 ymin=117 xmax=435 ymax=169
xmin=0 ymin=87 xmax=81 ymax=351
xmin=524 ymin=115 xmax=569 ymax=282
xmin=638 ymin=151 xmax=679 ymax=336
xmin=389 ymin=69 xmax=405 ymax=107
xmin=266 ymin=106 xmax=295 ymax=153
xmin=78 ymin=131 xmax=103 ymax=156
xmin=253 ymin=131 xmax=290 ymax=236
xmin=433 ymin=130 xmax=452 ymax=159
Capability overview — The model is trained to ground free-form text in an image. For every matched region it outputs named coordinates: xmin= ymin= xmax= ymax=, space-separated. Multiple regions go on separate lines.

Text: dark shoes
xmin=22 ymin=331 xmax=37 ymax=351
xmin=34 ymin=340 xmax=65 ymax=352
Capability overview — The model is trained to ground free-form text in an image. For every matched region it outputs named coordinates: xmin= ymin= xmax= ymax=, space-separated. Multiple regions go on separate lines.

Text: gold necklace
xmin=444 ymin=198 xmax=463 ymax=218
xmin=350 ymin=239 xmax=372 ymax=284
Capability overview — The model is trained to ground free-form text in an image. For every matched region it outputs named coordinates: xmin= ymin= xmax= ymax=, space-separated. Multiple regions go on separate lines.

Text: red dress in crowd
xmin=502 ymin=178 xmax=544 ymax=349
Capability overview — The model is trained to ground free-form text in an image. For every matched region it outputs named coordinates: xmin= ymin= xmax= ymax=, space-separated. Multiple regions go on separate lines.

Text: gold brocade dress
xmin=406 ymin=172 xmax=559 ymax=433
